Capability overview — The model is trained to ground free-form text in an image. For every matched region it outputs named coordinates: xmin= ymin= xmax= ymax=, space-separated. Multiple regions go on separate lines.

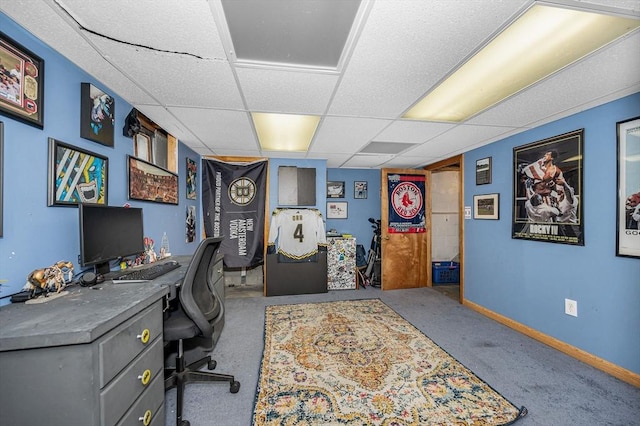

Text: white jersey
xmin=268 ymin=208 xmax=327 ymax=260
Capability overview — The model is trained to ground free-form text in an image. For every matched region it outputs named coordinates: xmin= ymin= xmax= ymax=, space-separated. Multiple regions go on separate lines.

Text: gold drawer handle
xmin=138 ymin=369 xmax=152 ymax=386
xmin=137 ymin=329 xmax=150 ymax=344
xmin=138 ymin=409 xmax=152 ymax=426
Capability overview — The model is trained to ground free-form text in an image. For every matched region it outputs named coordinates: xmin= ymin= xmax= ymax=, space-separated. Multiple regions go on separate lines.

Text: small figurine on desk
xmin=23 ymin=260 xmax=74 ymax=298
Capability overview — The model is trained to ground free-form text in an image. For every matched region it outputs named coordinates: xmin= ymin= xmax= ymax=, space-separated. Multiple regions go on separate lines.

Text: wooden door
xmin=380 ymin=168 xmax=431 ymax=290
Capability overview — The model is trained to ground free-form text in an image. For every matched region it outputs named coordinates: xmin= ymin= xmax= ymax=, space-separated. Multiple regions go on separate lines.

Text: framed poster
xmin=80 ymin=83 xmax=115 ymax=147
xmin=0 ymin=32 xmax=44 ymax=128
xmin=186 ymin=157 xmax=197 ymax=200
xmin=327 ymin=201 xmax=348 ymax=219
xmin=127 ymin=155 xmax=178 ymax=205
xmin=47 ymin=138 xmax=108 ymax=206
xmin=134 ymin=133 xmax=152 ymax=161
xmin=474 ymin=193 xmax=499 ymax=219
xmin=512 ymin=129 xmax=584 ymax=245
xmin=327 ymin=181 xmax=345 ymax=198
xmin=476 ymin=157 xmax=492 ymax=185
xmin=354 ymin=181 xmax=368 ymax=199
xmin=616 ymin=116 xmax=640 ymax=258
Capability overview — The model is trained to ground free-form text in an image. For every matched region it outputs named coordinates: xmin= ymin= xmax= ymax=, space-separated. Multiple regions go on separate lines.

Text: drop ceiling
xmin=1 ymin=0 xmax=639 ymax=168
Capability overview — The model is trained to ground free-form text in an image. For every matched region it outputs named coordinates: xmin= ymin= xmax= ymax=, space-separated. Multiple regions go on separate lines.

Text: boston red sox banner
xmin=202 ymin=159 xmax=267 ymax=268
xmin=387 ymin=173 xmax=426 ymax=233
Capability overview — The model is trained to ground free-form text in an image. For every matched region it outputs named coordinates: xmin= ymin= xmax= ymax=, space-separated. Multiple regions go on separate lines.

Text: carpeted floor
xmin=253 ymin=299 xmax=526 ymax=425
xmin=165 ymin=286 xmax=640 ymax=426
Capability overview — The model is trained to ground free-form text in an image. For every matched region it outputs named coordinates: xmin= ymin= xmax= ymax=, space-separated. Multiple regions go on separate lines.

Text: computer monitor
xmin=79 ymin=204 xmax=144 ymax=275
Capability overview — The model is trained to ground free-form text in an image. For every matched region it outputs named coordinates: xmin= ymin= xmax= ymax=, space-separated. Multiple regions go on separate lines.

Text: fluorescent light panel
xmin=404 ymin=4 xmax=640 ymax=122
xmin=252 ymin=112 xmax=320 ymax=152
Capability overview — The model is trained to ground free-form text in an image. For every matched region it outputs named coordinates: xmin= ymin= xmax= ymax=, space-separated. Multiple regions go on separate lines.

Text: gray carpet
xmin=165 ymin=286 xmax=640 ymax=426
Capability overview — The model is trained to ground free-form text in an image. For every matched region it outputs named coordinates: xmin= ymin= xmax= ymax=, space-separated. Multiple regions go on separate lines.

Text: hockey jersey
xmin=268 ymin=208 xmax=327 ymax=260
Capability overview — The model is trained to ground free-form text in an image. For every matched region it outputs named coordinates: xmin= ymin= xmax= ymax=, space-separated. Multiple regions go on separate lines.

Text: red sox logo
xmin=391 ymin=182 xmax=423 ymax=219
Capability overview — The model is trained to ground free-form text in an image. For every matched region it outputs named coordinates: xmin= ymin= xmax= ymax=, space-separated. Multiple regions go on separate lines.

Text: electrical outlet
xmin=565 ymin=298 xmax=578 ymax=317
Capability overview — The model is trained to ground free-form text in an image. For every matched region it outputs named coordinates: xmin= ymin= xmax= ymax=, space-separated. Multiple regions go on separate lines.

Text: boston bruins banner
xmin=202 ymin=159 xmax=267 ymax=268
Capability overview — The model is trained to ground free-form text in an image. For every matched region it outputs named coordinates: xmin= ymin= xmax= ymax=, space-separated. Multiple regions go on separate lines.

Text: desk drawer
xmin=101 ymin=336 xmax=163 ymax=426
xmin=99 ymin=301 xmax=163 ymax=387
xmin=115 ymin=371 xmax=164 ymax=426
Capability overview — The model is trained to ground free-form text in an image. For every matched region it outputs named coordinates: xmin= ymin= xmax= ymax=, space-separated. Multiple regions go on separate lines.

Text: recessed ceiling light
xmin=404 ymin=4 xmax=640 ymax=122
xmin=252 ymin=112 xmax=321 ymax=152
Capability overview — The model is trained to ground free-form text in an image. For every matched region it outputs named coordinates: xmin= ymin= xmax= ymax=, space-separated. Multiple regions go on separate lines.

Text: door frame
xmin=424 ymin=155 xmax=464 ymax=303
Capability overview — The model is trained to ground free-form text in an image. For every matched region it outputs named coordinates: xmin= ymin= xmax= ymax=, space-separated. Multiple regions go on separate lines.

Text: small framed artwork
xmin=473 ymin=193 xmax=499 ymax=220
xmin=80 ymin=83 xmax=115 ymax=147
xmin=47 ymin=138 xmax=108 ymax=206
xmin=186 ymin=157 xmax=197 ymax=200
xmin=128 ymin=155 xmax=178 ymax=205
xmin=616 ymin=116 xmax=640 ymax=258
xmin=476 ymin=157 xmax=492 ymax=185
xmin=327 ymin=201 xmax=348 ymax=219
xmin=354 ymin=181 xmax=368 ymax=199
xmin=327 ymin=181 xmax=345 ymax=198
xmin=134 ymin=133 xmax=152 ymax=162
xmin=0 ymin=31 xmax=45 ymax=129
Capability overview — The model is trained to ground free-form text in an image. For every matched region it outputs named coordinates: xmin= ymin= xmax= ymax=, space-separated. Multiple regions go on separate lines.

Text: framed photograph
xmin=80 ymin=83 xmax=115 ymax=147
xmin=616 ymin=116 xmax=640 ymax=258
xmin=128 ymin=155 xmax=178 ymax=205
xmin=354 ymin=181 xmax=368 ymax=199
xmin=327 ymin=181 xmax=345 ymax=198
xmin=47 ymin=138 xmax=108 ymax=207
xmin=476 ymin=157 xmax=492 ymax=185
xmin=474 ymin=193 xmax=499 ymax=220
xmin=0 ymin=121 xmax=3 ymax=237
xmin=512 ymin=129 xmax=584 ymax=245
xmin=134 ymin=132 xmax=152 ymax=161
xmin=0 ymin=32 xmax=45 ymax=128
xmin=327 ymin=201 xmax=348 ymax=219
xmin=186 ymin=157 xmax=197 ymax=200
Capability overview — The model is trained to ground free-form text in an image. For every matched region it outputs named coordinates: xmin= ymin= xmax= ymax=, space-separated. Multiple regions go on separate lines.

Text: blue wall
xmin=326 ymin=168 xmax=381 ymax=246
xmin=0 ymin=13 xmax=202 ymax=303
xmin=464 ymin=92 xmax=640 ymax=375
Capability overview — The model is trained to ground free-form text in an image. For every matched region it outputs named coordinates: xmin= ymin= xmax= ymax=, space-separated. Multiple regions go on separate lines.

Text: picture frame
xmin=0 ymin=31 xmax=45 ymax=129
xmin=80 ymin=83 xmax=115 ymax=147
xmin=474 ymin=193 xmax=499 ymax=220
xmin=327 ymin=181 xmax=345 ymax=198
xmin=616 ymin=116 xmax=640 ymax=258
xmin=512 ymin=129 xmax=584 ymax=246
xmin=476 ymin=157 xmax=492 ymax=185
xmin=327 ymin=201 xmax=348 ymax=219
xmin=134 ymin=132 xmax=152 ymax=162
xmin=128 ymin=155 xmax=178 ymax=205
xmin=186 ymin=157 xmax=197 ymax=200
xmin=354 ymin=181 xmax=368 ymax=199
xmin=47 ymin=138 xmax=108 ymax=207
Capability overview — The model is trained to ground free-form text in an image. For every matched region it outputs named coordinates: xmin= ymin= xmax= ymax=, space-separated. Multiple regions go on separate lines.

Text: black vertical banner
xmin=202 ymin=159 xmax=267 ymax=268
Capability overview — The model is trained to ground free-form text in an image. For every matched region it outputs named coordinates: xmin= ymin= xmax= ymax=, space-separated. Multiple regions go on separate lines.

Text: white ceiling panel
xmin=1 ymin=0 xmax=638 ymax=168
xmin=236 ymin=67 xmax=340 ymax=114
xmin=310 ymin=117 xmax=392 ymax=154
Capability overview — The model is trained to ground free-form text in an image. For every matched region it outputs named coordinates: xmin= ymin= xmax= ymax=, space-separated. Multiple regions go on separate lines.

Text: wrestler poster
xmin=512 ymin=129 xmax=584 ymax=245
xmin=387 ymin=173 xmax=426 ymax=233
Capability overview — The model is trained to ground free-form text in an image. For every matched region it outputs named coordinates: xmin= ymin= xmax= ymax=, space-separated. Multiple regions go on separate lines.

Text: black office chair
xmin=164 ymin=237 xmax=240 ymax=426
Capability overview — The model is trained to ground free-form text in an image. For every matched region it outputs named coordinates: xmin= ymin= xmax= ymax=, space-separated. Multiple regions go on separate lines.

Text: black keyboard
xmin=114 ymin=261 xmax=181 ymax=281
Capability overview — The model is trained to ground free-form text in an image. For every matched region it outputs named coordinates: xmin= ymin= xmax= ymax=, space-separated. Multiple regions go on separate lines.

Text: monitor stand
xmin=95 ymin=262 xmax=110 ymax=276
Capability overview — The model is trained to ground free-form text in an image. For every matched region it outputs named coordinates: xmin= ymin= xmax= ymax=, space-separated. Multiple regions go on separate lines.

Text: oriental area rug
xmin=252 ymin=299 xmax=527 ymax=425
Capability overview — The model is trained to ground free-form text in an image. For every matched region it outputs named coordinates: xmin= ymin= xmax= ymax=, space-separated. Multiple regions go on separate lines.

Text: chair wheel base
xmin=179 ymin=420 xmax=190 ymax=426
xmin=230 ymin=380 xmax=240 ymax=393
xmin=208 ymin=359 xmax=217 ymax=370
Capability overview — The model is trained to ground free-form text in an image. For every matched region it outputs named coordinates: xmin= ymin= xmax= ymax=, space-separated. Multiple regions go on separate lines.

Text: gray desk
xmin=0 ymin=260 xmax=183 ymax=426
